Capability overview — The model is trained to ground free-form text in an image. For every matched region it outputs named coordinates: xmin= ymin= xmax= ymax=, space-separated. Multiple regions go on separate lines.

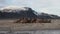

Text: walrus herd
xmin=14 ymin=18 xmax=51 ymax=23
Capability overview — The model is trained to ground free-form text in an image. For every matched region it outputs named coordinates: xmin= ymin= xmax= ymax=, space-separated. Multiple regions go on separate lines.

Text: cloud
xmin=0 ymin=0 xmax=8 ymax=7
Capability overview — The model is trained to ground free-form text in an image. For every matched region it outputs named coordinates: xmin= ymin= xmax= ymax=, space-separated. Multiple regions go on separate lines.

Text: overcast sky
xmin=0 ymin=0 xmax=60 ymax=16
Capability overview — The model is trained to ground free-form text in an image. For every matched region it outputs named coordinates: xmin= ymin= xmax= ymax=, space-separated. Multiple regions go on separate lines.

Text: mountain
xmin=0 ymin=6 xmax=60 ymax=19
xmin=37 ymin=13 xmax=60 ymax=19
xmin=0 ymin=6 xmax=37 ymax=19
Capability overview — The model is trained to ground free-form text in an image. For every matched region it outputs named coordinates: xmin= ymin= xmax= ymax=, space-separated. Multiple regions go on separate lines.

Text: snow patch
xmin=0 ymin=6 xmax=29 ymax=11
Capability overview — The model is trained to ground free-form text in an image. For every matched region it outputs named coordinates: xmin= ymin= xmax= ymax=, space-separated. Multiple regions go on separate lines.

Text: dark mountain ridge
xmin=0 ymin=7 xmax=60 ymax=19
xmin=0 ymin=7 xmax=37 ymax=19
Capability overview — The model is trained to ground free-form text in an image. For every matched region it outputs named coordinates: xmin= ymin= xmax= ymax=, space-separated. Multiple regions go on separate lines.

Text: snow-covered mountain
xmin=0 ymin=6 xmax=60 ymax=19
xmin=0 ymin=6 xmax=37 ymax=19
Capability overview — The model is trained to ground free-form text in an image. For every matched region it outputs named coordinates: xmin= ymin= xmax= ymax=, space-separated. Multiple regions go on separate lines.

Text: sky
xmin=0 ymin=0 xmax=60 ymax=16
